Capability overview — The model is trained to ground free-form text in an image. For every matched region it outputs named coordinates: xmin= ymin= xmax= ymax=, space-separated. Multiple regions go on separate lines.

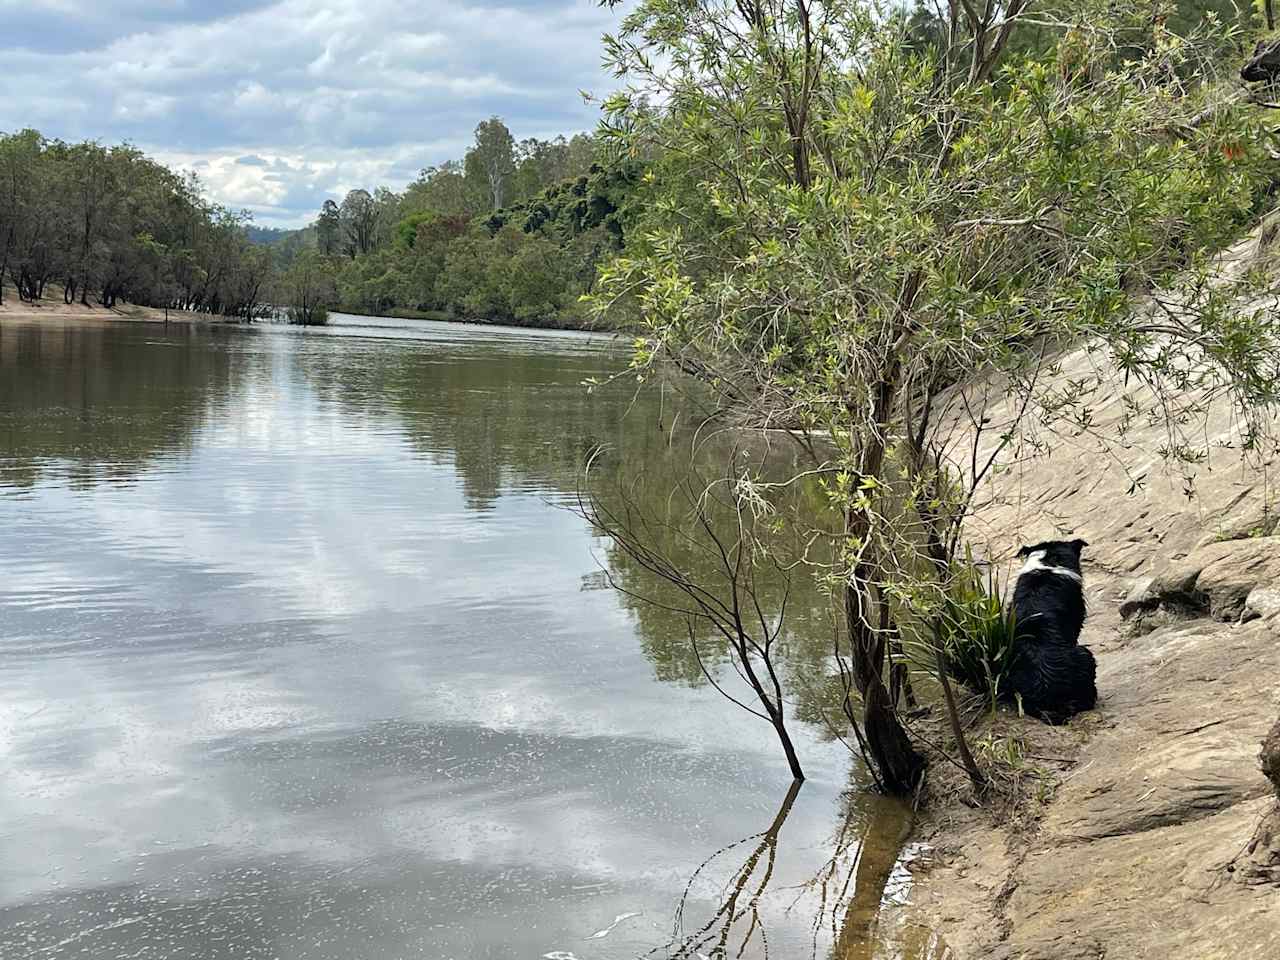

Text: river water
xmin=0 ymin=313 xmax=940 ymax=959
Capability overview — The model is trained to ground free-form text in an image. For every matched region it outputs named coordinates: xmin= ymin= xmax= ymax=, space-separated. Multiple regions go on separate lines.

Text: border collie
xmin=1006 ymin=538 xmax=1097 ymax=724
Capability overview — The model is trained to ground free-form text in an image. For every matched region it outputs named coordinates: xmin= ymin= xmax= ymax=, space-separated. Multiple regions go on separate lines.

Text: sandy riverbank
xmin=0 ymin=296 xmax=213 ymax=326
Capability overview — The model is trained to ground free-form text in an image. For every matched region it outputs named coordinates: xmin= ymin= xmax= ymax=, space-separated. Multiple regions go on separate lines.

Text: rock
xmin=1195 ymin=509 xmax=1278 ymax=548
xmin=1263 ymin=718 xmax=1280 ymax=797
xmin=1195 ymin=538 xmax=1280 ymax=619
xmin=988 ymin=936 xmax=1108 ymax=960
xmin=1244 ymin=587 xmax=1280 ymax=622
xmin=906 ymin=316 xmax=1280 ymax=955
xmin=1118 ymin=576 xmax=1155 ymax=619
xmin=1228 ymin=719 xmax=1280 ymax=887
xmin=1122 ymin=536 xmax=1280 ymax=622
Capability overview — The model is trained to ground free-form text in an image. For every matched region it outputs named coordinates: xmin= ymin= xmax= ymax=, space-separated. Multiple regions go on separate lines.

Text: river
xmin=0 ymin=313 xmax=940 ymax=959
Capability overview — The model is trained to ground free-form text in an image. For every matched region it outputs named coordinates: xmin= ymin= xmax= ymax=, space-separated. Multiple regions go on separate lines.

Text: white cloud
xmin=0 ymin=1 xmax=625 ymax=225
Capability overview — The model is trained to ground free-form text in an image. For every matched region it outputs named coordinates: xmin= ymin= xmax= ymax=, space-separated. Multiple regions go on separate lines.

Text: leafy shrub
xmin=286 ymin=303 xmax=328 ymax=326
xmin=940 ymin=560 xmax=1018 ymax=708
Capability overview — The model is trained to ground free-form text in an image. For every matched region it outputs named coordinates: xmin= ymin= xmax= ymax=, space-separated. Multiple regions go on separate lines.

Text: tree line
xmin=1 ymin=118 xmax=642 ymax=328
xmin=0 ymin=130 xmax=274 ymax=317
xmin=289 ymin=118 xmax=643 ymax=328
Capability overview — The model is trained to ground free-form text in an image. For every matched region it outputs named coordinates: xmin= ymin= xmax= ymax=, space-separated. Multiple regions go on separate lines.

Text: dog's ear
xmin=1070 ymin=538 xmax=1088 ymax=554
xmin=1015 ymin=544 xmax=1033 ymax=558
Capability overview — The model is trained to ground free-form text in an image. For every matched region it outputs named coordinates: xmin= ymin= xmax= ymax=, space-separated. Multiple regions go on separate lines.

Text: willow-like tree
xmin=280 ymin=250 xmax=337 ymax=325
xmin=593 ymin=0 xmax=1279 ymax=793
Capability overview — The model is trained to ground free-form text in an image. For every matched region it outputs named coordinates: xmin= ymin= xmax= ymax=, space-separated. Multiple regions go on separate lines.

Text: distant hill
xmin=245 ymin=225 xmax=304 ymax=246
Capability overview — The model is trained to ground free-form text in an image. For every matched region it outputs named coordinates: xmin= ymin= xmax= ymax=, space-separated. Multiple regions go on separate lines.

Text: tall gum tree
xmin=466 ymin=117 xmax=518 ymax=211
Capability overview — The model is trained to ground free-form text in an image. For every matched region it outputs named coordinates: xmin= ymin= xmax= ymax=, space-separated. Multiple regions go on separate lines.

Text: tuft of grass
xmin=939 ymin=557 xmax=1019 ymax=710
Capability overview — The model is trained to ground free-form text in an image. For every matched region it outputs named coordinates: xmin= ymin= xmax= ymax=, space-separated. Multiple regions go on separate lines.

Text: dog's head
xmin=1016 ymin=538 xmax=1088 ymax=574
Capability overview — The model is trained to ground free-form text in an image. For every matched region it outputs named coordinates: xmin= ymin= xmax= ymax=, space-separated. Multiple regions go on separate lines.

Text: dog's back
xmin=1006 ymin=538 xmax=1096 ymax=723
xmin=1009 ymin=642 xmax=1097 ymax=724
xmin=1012 ymin=539 xmax=1087 ymax=646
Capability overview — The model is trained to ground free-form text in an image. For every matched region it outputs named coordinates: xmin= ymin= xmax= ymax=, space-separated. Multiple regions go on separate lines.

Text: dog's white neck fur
xmin=1018 ymin=549 xmax=1083 ymax=584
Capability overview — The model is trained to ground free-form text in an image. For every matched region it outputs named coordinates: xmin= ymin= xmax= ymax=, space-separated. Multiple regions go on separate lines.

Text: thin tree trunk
xmin=844 ymin=576 xmax=926 ymax=794
xmin=934 ymin=633 xmax=985 ymax=788
xmin=727 ymin=583 xmax=805 ymax=782
xmin=889 ymin=647 xmax=918 ymax=710
xmin=771 ymin=713 xmax=804 ymax=783
xmin=838 ymin=359 xmax=927 ymax=795
xmin=0 ymin=226 xmax=11 ymax=305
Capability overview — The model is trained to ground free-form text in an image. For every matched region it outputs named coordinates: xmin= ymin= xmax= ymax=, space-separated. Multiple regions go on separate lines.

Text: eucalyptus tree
xmin=339 ymin=189 xmax=379 ymax=258
xmin=403 ymin=161 xmax=474 ymax=217
xmin=466 ymin=116 xmax=518 ymax=210
xmin=591 ymin=0 xmax=1278 ymax=792
xmin=510 ymin=135 xmax=590 ymax=203
xmin=340 ymin=189 xmax=378 ymax=259
xmin=316 ymin=199 xmax=342 ymax=255
xmin=372 ymin=187 xmax=402 ymax=250
xmin=0 ymin=130 xmax=275 ymax=315
xmin=0 ymin=130 xmax=45 ymax=303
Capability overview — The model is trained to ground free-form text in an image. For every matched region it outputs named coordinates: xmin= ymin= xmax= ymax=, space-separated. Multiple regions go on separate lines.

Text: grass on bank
xmin=937 ymin=559 xmax=1020 ymax=712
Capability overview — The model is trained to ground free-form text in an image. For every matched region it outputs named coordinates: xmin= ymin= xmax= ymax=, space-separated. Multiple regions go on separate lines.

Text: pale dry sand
xmin=0 ymin=295 xmax=210 ymax=326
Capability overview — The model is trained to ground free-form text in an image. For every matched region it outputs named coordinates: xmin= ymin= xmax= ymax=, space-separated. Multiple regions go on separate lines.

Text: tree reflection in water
xmin=819 ymin=797 xmax=950 ymax=960
xmin=653 ymin=785 xmax=951 ymax=960
xmin=655 ymin=779 xmax=802 ymax=959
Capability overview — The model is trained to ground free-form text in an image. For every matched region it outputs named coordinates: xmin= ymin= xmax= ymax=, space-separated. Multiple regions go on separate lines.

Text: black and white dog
xmin=1005 ymin=538 xmax=1097 ymax=724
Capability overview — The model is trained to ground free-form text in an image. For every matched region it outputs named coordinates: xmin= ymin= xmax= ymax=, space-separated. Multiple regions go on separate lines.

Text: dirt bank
xmin=0 ymin=296 xmax=210 ymax=325
xmin=904 ymin=254 xmax=1280 ymax=956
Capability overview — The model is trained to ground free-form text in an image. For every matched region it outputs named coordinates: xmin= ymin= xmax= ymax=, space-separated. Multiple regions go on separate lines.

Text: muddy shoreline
xmin=0 ymin=298 xmax=606 ymax=333
xmin=0 ymin=298 xmax=216 ymax=326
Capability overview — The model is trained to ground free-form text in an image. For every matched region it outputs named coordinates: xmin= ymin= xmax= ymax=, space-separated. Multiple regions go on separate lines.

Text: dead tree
xmin=578 ymin=454 xmax=811 ymax=783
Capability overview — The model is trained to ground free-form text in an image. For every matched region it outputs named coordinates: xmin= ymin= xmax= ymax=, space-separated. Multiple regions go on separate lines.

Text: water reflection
xmin=659 ymin=779 xmax=802 ymax=958
xmin=286 ymin=313 xmax=652 ymax=512
xmin=0 ymin=314 xmax=931 ymax=959
xmin=652 ymin=781 xmax=945 ymax=960
xmin=0 ymin=321 xmax=235 ymax=489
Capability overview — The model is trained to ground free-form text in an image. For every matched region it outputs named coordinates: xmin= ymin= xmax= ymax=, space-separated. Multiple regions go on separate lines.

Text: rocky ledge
xmin=903 ymin=324 xmax=1280 ymax=959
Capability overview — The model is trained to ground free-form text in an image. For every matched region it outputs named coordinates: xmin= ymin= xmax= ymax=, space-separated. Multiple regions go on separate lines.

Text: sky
xmin=0 ymin=1 xmax=625 ymax=227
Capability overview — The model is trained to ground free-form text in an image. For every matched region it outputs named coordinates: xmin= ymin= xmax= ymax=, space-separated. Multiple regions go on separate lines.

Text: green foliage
xmin=402 ymin=161 xmax=472 ymax=218
xmin=0 ymin=128 xmax=274 ymax=316
xmin=484 ymin=160 xmax=643 ymax=246
xmin=0 ymin=123 xmax=623 ymax=332
xmin=316 ymin=124 xmax=645 ymax=330
xmin=281 ymin=250 xmax=336 ymax=325
xmin=591 ymin=0 xmax=1280 ymax=790
xmin=286 ymin=302 xmax=329 ymax=325
xmin=427 ymin=225 xmax=586 ymax=325
xmin=316 ymin=199 xmax=341 ymax=256
xmin=595 ymin=0 xmax=1277 ymax=512
xmin=336 ymin=248 xmax=401 ymax=316
xmin=466 ymin=117 xmax=518 ymax=211
xmin=938 ymin=564 xmax=1019 ymax=709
